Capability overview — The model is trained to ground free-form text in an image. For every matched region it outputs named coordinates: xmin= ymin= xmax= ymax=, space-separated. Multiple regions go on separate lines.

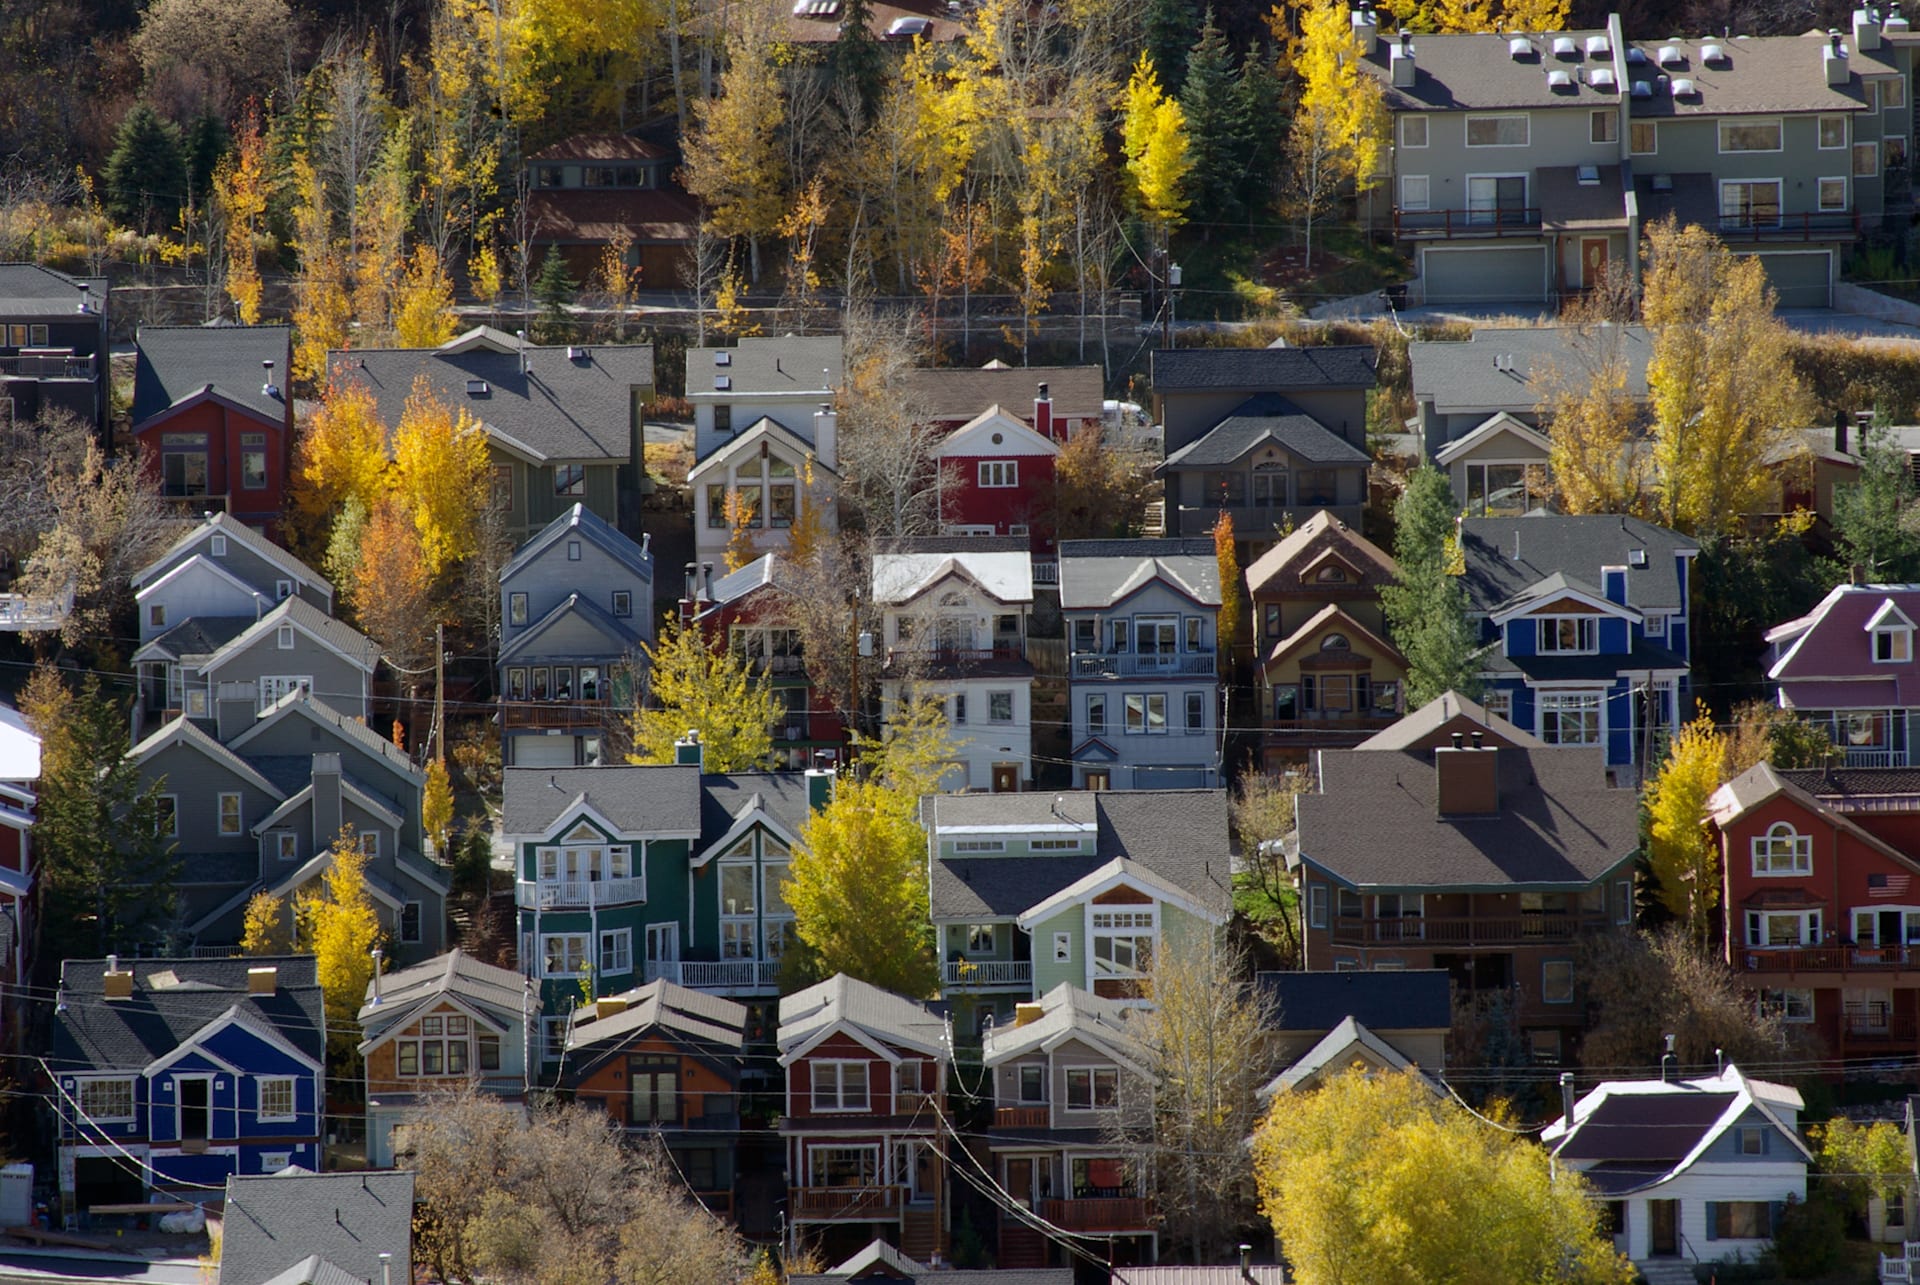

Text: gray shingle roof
xmin=133 ymin=325 xmax=293 ymax=427
xmin=1159 ymin=394 xmax=1371 ymax=469
xmin=1479 ymin=634 xmax=1690 ymax=680
xmin=231 ymin=692 xmax=424 ymax=784
xmin=1256 ymin=968 xmax=1452 ymax=1033
xmin=685 ymin=336 xmax=843 ymax=398
xmin=698 ymin=772 xmax=819 ymax=848
xmin=789 ymin=1238 xmax=1074 ymax=1285
xmin=52 ymin=956 xmax=324 ymax=1074
xmin=1457 ymin=514 xmax=1697 ymax=614
xmin=1296 ymin=746 xmax=1639 ymax=890
xmin=208 ymin=596 xmax=378 ymax=674
xmin=980 ymin=983 xmax=1144 ymax=1066
xmin=1151 ymin=346 xmax=1377 ymax=393
xmin=331 ymin=343 xmax=654 ymax=464
xmin=777 ymin=974 xmax=947 ymax=1057
xmin=358 ymin=949 xmax=524 ymax=1025
xmin=565 ymin=979 xmax=747 ymax=1067
xmin=1408 ymin=326 xmax=1652 ymax=416
xmin=500 ymin=503 xmax=653 ymax=584
xmin=1355 ymin=690 xmax=1547 ymax=750
xmin=894 ymin=363 xmax=1105 ymax=422
xmin=256 ymin=1255 xmax=368 ymax=1285
xmin=220 ymin=1170 xmax=414 ymax=1285
xmin=134 ymin=513 xmax=331 ymax=597
xmin=1625 ymin=33 xmax=1880 ymax=117
xmin=1057 ymin=539 xmax=1221 ymax=610
xmin=0 ymin=263 xmax=107 ymax=316
xmin=501 ymin=764 xmax=703 ymax=838
xmin=1362 ymin=29 xmax=1619 ymax=109
xmin=138 ymin=616 xmax=254 ymax=663
xmin=495 ymin=593 xmax=645 ymax=664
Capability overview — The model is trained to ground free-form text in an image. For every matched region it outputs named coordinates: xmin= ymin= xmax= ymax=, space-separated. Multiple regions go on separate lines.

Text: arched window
xmin=1319 ymin=633 xmax=1351 ymax=652
xmin=1751 ymin=821 xmax=1812 ymax=877
xmin=1315 ymin=565 xmax=1348 ymax=583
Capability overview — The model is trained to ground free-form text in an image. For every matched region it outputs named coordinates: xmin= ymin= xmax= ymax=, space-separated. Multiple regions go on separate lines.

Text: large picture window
xmin=1536 ymin=617 xmax=1598 ymax=654
xmin=1720 ymin=180 xmax=1781 ymax=229
xmin=1539 ymin=692 xmax=1601 ymax=746
xmin=1718 ymin=119 xmax=1782 ymax=152
xmin=1465 ymin=114 xmax=1528 ymax=146
xmin=78 ymin=1078 xmax=136 ymax=1122
xmin=1092 ymin=910 xmax=1155 ymax=979
xmin=1751 ymin=822 xmax=1811 ymax=876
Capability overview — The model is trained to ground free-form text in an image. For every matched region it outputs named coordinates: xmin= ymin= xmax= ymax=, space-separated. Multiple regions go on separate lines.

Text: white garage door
xmin=1748 ymin=251 xmax=1833 ymax=309
xmin=1419 ymin=245 xmax=1549 ymax=305
xmin=510 ymin=735 xmax=578 ymax=768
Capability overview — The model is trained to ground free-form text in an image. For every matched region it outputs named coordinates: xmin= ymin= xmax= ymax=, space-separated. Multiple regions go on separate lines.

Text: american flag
xmin=1868 ymin=873 xmax=1913 ymax=899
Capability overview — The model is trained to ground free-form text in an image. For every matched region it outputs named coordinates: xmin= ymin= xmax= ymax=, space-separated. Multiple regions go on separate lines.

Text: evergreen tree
xmin=1178 ymin=13 xmax=1240 ymax=233
xmin=182 ymin=111 xmax=231 ymax=207
xmin=1228 ymin=46 xmax=1285 ymax=225
xmin=102 ymin=104 xmax=187 ymax=231
xmin=831 ymin=0 xmax=887 ymax=127
xmin=533 ymin=245 xmax=577 ymax=339
xmin=1380 ymin=466 xmax=1482 ymax=705
xmin=1832 ymin=414 xmax=1920 ymax=581
xmin=1143 ymin=0 xmax=1201 ymax=93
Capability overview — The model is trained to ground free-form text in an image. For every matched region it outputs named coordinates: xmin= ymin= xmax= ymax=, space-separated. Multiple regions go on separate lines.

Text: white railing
xmin=1070 ymin=651 xmax=1216 ymax=679
xmin=1846 ymin=747 xmax=1905 ymax=768
xmin=942 ymin=959 xmax=1033 ymax=987
xmin=1032 ymin=560 xmax=1059 ymax=586
xmin=515 ymin=876 xmax=647 ymax=909
xmin=1880 ymin=1239 xmax=1920 ymax=1282
xmin=0 ymin=585 xmax=74 ymax=632
xmin=644 ymin=959 xmax=782 ymax=990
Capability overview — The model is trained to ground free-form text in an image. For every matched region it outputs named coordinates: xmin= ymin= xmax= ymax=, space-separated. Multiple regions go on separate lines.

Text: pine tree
xmin=831 ymin=0 xmax=887 ymax=127
xmin=1832 ymin=415 xmax=1920 ymax=581
xmin=1229 ymin=47 xmax=1285 ymax=226
xmin=534 ymin=246 xmax=577 ymax=339
xmin=103 ymin=104 xmax=188 ymax=231
xmin=1144 ymin=0 xmax=1201 ymax=93
xmin=182 ymin=112 xmax=231 ymax=207
xmin=1179 ymin=12 xmax=1240 ymax=233
xmin=1380 ymin=466 xmax=1481 ymax=705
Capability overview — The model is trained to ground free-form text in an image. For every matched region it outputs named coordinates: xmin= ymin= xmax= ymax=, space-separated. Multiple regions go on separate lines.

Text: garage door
xmin=510 ymin=735 xmax=578 ymax=768
xmin=1419 ymin=246 xmax=1549 ymax=305
xmin=1748 ymin=251 xmax=1832 ymax=308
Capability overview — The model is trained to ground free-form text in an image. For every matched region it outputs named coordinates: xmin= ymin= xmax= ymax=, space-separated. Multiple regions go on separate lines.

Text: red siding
xmin=937 ymin=456 xmax=1056 ymax=551
xmin=787 ymin=1032 xmax=894 ymax=1120
xmin=135 ymin=399 xmax=292 ymax=535
xmin=694 ymin=595 xmax=847 ymax=749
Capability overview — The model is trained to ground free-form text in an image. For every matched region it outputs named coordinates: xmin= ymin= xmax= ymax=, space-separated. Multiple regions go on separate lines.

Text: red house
xmin=777 ymin=975 xmax=949 ymax=1265
xmin=131 ymin=326 xmax=295 ymax=535
xmin=933 ymin=405 xmax=1060 ymax=552
xmin=1709 ymin=761 xmax=1920 ymax=1071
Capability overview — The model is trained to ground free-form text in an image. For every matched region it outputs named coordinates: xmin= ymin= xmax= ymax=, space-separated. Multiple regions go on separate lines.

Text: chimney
xmin=675 ymin=729 xmax=705 ymax=769
xmin=812 ymin=404 xmax=838 ymax=471
xmin=1034 ymin=382 xmax=1054 ymax=439
xmin=1888 ymin=1 xmax=1910 ymax=33
xmin=1435 ymin=744 xmax=1500 ymax=816
xmin=1836 ymin=408 xmax=1850 ymax=455
xmin=1391 ymin=32 xmax=1416 ymax=87
xmin=76 ymin=282 xmax=92 ymax=315
xmin=1855 ymin=6 xmax=1882 ymax=50
xmin=594 ymin=996 xmax=630 ymax=1020
xmin=1240 ymin=1244 xmax=1254 ymax=1278
xmin=1825 ymin=30 xmax=1849 ymax=85
xmin=1471 ymin=731 xmax=1485 ymax=748
xmin=248 ymin=965 xmax=279 ymax=996
xmin=1351 ymin=3 xmax=1378 ymax=54
xmin=806 ymin=759 xmax=836 ymax=811
xmin=679 ymin=561 xmax=701 ymax=624
xmin=312 ymin=754 xmax=344 ymax=851
xmin=1852 ymin=562 xmax=1867 ymax=586
xmin=215 ymin=680 xmax=259 ymax=742
xmin=1451 ymin=731 xmax=1464 ymax=750
xmin=262 ymin=360 xmax=280 ymax=400
xmin=1559 ymin=1072 xmax=1577 ymax=1126
xmin=1660 ymin=1033 xmax=1677 ymax=1082
xmin=103 ymin=961 xmax=134 ymax=1000
xmin=516 ymin=330 xmax=529 ymax=376
xmin=1014 ymin=1002 xmax=1045 ymax=1027
xmin=639 ymin=532 xmax=652 ymax=560
xmin=702 ymin=562 xmax=716 ymax=602
xmin=369 ymin=947 xmax=383 ymax=1006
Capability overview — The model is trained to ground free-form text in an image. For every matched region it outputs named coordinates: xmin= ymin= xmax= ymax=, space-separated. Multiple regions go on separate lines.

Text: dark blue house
xmin=51 ymin=956 xmax=325 ymax=1215
xmin=1457 ymin=515 xmax=1698 ymax=770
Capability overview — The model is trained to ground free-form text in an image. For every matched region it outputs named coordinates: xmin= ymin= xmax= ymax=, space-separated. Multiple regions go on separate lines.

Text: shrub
xmin=1769 ymin=1193 xmax=1846 ymax=1279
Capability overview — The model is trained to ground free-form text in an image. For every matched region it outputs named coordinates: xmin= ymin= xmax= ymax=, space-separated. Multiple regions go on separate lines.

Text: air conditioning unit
xmin=714 ymin=350 xmax=732 ymax=365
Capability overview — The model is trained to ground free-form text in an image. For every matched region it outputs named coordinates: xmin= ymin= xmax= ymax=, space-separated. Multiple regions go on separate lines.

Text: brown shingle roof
xmin=528 ymin=134 xmax=670 ymax=162
xmin=894 ymin=364 xmax=1106 ymax=422
xmin=1625 ymin=33 xmax=1876 ymax=117
xmin=1361 ymin=30 xmax=1621 ymax=110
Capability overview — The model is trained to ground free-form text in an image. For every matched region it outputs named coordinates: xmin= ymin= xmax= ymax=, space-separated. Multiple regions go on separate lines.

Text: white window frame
xmin=1630 ymin=121 xmax=1657 ymax=155
xmin=1091 ymin=908 xmax=1156 ymax=982
xmin=541 ymin=932 xmax=591 ymax=977
xmin=1065 ymin=1067 xmax=1120 ymax=1110
xmin=157 ymin=794 xmax=179 ymax=839
xmin=256 ymin=1075 xmax=296 ymax=1122
xmin=1751 ymin=822 xmax=1812 ymax=877
xmin=988 ymin=690 xmax=1015 ymax=724
xmin=508 ymin=592 xmax=528 ymax=627
xmin=977 ymin=460 xmax=1018 ymax=488
xmin=811 ymin=1060 xmax=871 ymax=1112
xmin=359 ymin=831 xmax=380 ymax=859
xmin=1874 ymin=626 xmax=1912 ymax=663
xmin=599 ymin=927 xmax=632 ymax=976
xmin=1465 ymin=173 xmax=1528 ymax=225
xmin=211 ymin=534 xmax=228 ymax=558
xmin=1720 ymin=179 xmax=1782 ymax=229
xmin=1885 ymin=76 xmax=1908 ymax=110
xmin=1814 ymin=176 xmax=1846 ymax=213
xmin=274 ymin=831 xmax=297 ymax=862
xmin=1760 ymin=987 xmax=1815 ymax=1023
xmin=1535 ymin=616 xmax=1599 ymax=655
xmin=1717 ymin=117 xmax=1783 ymax=153
xmin=1309 ymin=884 xmax=1328 ymax=929
xmin=1399 ymin=114 xmax=1428 ymax=148
xmin=259 ymin=676 xmax=312 ymax=711
xmin=1052 ymin=931 xmax=1071 ymax=962
xmin=806 ymin=1143 xmax=879 ymax=1187
xmin=1745 ymin=908 xmax=1822 ymax=947
xmin=1399 ymin=174 xmax=1431 ymax=211
xmin=1538 ymin=691 xmax=1602 ymax=747
xmin=275 ymin=579 xmax=293 ymax=600
xmin=953 ymin=839 xmax=1005 ymax=854
xmin=217 ymin=791 xmax=243 ymax=836
xmin=76 ymin=1077 xmax=137 ymax=1124
xmin=1819 ymin=114 xmax=1849 ymax=149
xmin=1615 ymin=878 xmax=1634 ymax=926
xmin=1464 ymin=114 xmax=1529 ymax=147
xmin=276 ymin=624 xmax=295 ymax=650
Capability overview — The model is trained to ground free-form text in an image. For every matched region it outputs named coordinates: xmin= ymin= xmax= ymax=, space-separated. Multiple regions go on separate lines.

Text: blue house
xmin=1456 ymin=514 xmax=1698 ymax=769
xmin=50 ymin=955 xmax=326 ymax=1215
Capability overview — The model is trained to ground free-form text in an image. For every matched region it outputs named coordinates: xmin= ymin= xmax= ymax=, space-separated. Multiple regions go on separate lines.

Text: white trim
xmin=1717 ymin=117 xmax=1783 ymax=154
xmin=1015 ymin=857 xmax=1225 ymax=929
xmin=255 ymin=1074 xmax=297 ymax=1123
xmin=1464 ymin=114 xmax=1530 ymax=147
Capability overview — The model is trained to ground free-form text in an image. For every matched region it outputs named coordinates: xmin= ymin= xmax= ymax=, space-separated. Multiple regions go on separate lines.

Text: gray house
xmin=331 ymin=327 xmax=655 ymax=539
xmin=499 ymin=502 xmax=656 ymax=768
xmin=1148 ymin=347 xmax=1376 ymax=551
xmin=134 ymin=514 xmax=332 ymax=636
xmin=1058 ymin=539 xmax=1222 ymax=790
xmin=0 ymin=262 xmax=109 ymax=434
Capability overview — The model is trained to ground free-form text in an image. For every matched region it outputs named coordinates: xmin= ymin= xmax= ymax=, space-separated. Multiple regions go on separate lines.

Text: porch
xmin=941 ymin=959 xmax=1033 ymax=989
xmin=515 ymin=876 xmax=647 ymax=909
xmin=1330 ymin=914 xmax=1613 ymax=948
xmin=501 ymin=698 xmax=612 ymax=730
xmin=788 ymin=1185 xmax=906 ymax=1221
xmin=1040 ymin=1197 xmax=1152 ymax=1233
xmin=642 ymin=958 xmax=783 ymax=991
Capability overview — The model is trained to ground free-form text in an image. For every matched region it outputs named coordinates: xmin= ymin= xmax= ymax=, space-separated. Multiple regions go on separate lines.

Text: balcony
xmin=895 ymin=1090 xmax=936 ymax=1116
xmin=1740 ymin=945 xmax=1920 ymax=975
xmin=1033 ymin=560 xmax=1059 ymax=587
xmin=1393 ymin=207 xmax=1542 ymax=238
xmin=885 ymin=644 xmax=1030 ymax=676
xmin=1843 ymin=747 xmax=1905 ymax=768
xmin=643 ymin=958 xmax=783 ymax=990
xmin=515 ymin=876 xmax=646 ymax=909
xmin=0 ymin=586 xmax=74 ymax=633
xmin=1040 ymin=1197 xmax=1151 ymax=1233
xmin=1716 ymin=211 xmax=1859 ymax=242
xmin=1329 ymin=915 xmax=1613 ymax=948
xmin=1070 ymin=650 xmax=1216 ymax=680
xmin=0 ymin=353 xmax=94 ymax=380
xmin=994 ymin=1106 xmax=1049 ymax=1129
xmin=502 ymin=698 xmax=610 ymax=729
xmin=790 ymin=1185 xmax=905 ymax=1220
xmin=942 ymin=959 xmax=1033 ymax=989
xmin=1169 ymin=502 xmax=1364 ymax=540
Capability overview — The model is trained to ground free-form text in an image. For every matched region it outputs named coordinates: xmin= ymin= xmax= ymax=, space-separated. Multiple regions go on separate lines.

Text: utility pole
xmin=433 ymin=621 xmax=445 ymax=767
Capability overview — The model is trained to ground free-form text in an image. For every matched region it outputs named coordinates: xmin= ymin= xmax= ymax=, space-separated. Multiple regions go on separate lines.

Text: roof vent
xmin=1888 ymin=2 xmax=1910 ymax=33
xmin=1701 ymin=42 xmax=1728 ymax=63
xmin=466 ymin=379 xmax=490 ymax=396
xmin=1509 ymin=35 xmax=1532 ymax=58
xmin=1657 ymin=43 xmax=1685 ymax=66
xmin=1672 ymin=76 xmax=1698 ymax=95
xmin=1586 ymin=34 xmax=1612 ymax=56
xmin=1628 ymin=547 xmax=1649 ymax=567
xmin=715 ymin=375 xmax=732 ymax=391
xmin=1652 ymin=173 xmax=1674 ymax=191
xmin=1552 ymin=35 xmax=1578 ymax=56
xmin=567 ymin=345 xmax=588 ymax=362
xmin=1626 ymin=46 xmax=1650 ymax=62
xmin=1547 ymin=68 xmax=1575 ymax=88
xmin=1577 ymin=164 xmax=1601 ymax=185
xmin=714 ymin=350 xmax=731 ymax=366
xmin=1630 ymin=79 xmax=1653 ymax=96
xmin=1590 ymin=67 xmax=1618 ymax=89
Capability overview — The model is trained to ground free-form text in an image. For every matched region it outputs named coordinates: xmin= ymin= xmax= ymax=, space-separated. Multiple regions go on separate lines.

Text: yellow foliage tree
xmin=354 ymin=125 xmax=411 ymax=333
xmin=1121 ymin=54 xmax=1191 ymax=235
xmin=1253 ymin=1068 xmax=1634 ymax=1285
xmin=394 ymin=243 xmax=457 ymax=348
xmin=241 ymin=891 xmax=293 ymax=955
xmin=295 ymin=834 xmax=387 ymax=1063
xmin=1499 ymin=0 xmax=1571 ymax=29
xmin=721 ymin=487 xmax=760 ymax=573
xmin=1644 ymin=706 xmax=1729 ymax=941
xmin=783 ymin=455 xmax=830 ymax=567
xmin=789 ymin=774 xmax=938 ymax=997
xmin=295 ymin=380 xmax=392 ymax=536
xmin=391 ymin=375 xmax=490 ymax=575
xmin=1288 ymin=0 xmax=1388 ymax=269
xmin=218 ymin=108 xmax=269 ymax=325
xmin=1215 ymin=510 xmax=1248 ymax=654
xmin=679 ymin=6 xmax=787 ymax=279
xmin=1541 ymin=301 xmax=1650 ymax=515
xmin=424 ymin=760 xmax=454 ymax=857
xmin=629 ymin=619 xmax=775 ymax=772
xmin=290 ymin=154 xmax=353 ymax=385
xmin=350 ymin=494 xmax=439 ymax=674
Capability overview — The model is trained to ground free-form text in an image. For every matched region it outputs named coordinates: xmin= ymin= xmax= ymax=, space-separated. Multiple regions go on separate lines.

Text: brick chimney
xmin=1435 ymin=735 xmax=1500 ymax=816
xmin=248 ymin=965 xmax=279 ymax=995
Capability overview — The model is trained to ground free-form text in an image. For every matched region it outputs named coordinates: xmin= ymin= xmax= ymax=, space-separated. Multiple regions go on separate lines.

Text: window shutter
xmin=1704 ymin=1202 xmax=1719 ymax=1241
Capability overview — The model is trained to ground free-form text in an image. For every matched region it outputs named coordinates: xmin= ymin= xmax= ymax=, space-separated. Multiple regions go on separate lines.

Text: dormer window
xmin=1751 ymin=821 xmax=1812 ymax=876
xmin=1315 ymin=565 xmax=1348 ymax=583
xmin=1537 ymin=616 xmax=1598 ymax=654
xmin=1876 ymin=627 xmax=1912 ymax=663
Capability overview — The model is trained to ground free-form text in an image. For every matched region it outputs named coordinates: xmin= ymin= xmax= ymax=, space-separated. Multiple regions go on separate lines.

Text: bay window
xmin=1744 ymin=909 xmax=1822 ymax=947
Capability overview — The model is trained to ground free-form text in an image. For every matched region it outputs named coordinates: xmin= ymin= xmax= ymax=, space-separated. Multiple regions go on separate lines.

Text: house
xmin=1148 ymin=346 xmax=1376 ymax=548
xmin=1352 ymin=687 xmax=1547 ymax=752
xmin=502 ymin=743 xmax=833 ymax=1060
xmin=563 ymin=979 xmax=747 ymax=1217
xmin=1765 ymin=581 xmax=1920 ymax=768
xmin=777 ymin=974 xmax=950 ymax=1264
xmin=218 ymin=1170 xmax=414 ymax=1285
xmin=686 ymin=337 xmax=843 ymax=569
xmin=896 ymin=364 xmax=1104 ymax=437
xmin=1058 ymin=539 xmax=1221 ymax=790
xmin=127 ymin=688 xmax=446 ymax=961
xmin=980 ymin=985 xmax=1155 ymax=1267
xmin=1457 ymin=513 xmax=1698 ymax=769
xmin=0 ymin=702 xmax=36 ymax=1048
xmin=1109 ymin=1266 xmax=1288 ymax=1285
xmin=1543 ymin=1065 xmax=1811 ymax=1270
xmin=1406 ymin=325 xmax=1652 ymax=495
xmin=788 ymin=1239 xmax=1072 ymax=1285
xmin=132 ymin=326 xmax=295 ymax=533
xmin=0 ymin=262 xmax=108 ymax=434
xmin=498 ymin=503 xmax=654 ymax=769
xmin=1707 ymin=761 xmax=1920 ymax=1069
xmin=330 ymin=328 xmax=655 ymax=540
xmin=931 ymin=406 xmax=1060 ymax=551
xmin=357 ymin=949 xmax=529 ymax=1168
xmin=50 ymin=956 xmax=325 ymax=1212
xmin=925 ymin=789 xmax=1232 ymax=1034
xmin=781 ymin=0 xmax=967 ymax=45
xmin=685 ymin=554 xmax=847 ymax=771
xmin=1357 ymin=10 xmax=1910 ymax=307
xmin=134 ymin=513 xmax=334 ymax=645
xmin=526 ymin=133 xmax=699 ymax=287
xmin=1293 ymin=731 xmax=1640 ymax=1064
xmin=1244 ymin=511 xmax=1408 ymax=766
xmin=874 ymin=538 xmax=1035 ymax=792
xmin=1255 ymin=969 xmax=1451 ymax=1093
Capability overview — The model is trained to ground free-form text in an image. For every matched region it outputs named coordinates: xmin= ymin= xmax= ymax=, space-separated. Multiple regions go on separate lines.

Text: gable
xmin=936 ymin=408 xmax=1060 ymax=460
xmin=1525 ymin=596 xmax=1607 ymax=617
xmin=499 ymin=600 xmax=640 ymax=663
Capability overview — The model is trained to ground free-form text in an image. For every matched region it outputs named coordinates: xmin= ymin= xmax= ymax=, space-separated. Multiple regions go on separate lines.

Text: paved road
xmin=0 ymin=1248 xmax=203 ymax=1285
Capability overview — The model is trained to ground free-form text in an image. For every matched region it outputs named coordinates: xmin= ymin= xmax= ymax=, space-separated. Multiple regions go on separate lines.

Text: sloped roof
xmin=1159 ymin=393 xmax=1370 ymax=469
xmin=528 ymin=133 xmax=671 ymax=162
xmin=501 ymin=764 xmax=703 ymax=839
xmin=699 ymin=553 xmax=800 ymax=613
xmin=895 ymin=363 xmax=1105 ymax=422
xmin=1409 ymin=326 xmax=1652 ymax=416
xmin=1262 ymin=1016 xmax=1435 ymax=1096
xmin=0 ymin=701 xmax=37 ymax=783
xmin=871 ymin=548 xmax=1034 ymax=606
xmin=229 ymin=691 xmax=422 ymax=783
xmin=777 ymin=974 xmax=948 ymax=1060
xmin=132 ymin=325 xmax=292 ymax=427
xmin=52 ymin=956 xmax=324 ymax=1074
xmin=1151 ymin=346 xmax=1377 ymax=393
xmin=565 ymin=979 xmax=747 ymax=1063
xmin=1707 ymin=761 xmax=1920 ymax=872
xmin=1354 ymin=690 xmax=1547 ymax=751
xmin=1457 ymin=514 xmax=1697 ymax=614
xmin=130 ymin=716 xmax=287 ymax=799
xmin=1767 ymin=584 xmax=1920 ymax=700
xmin=1361 ymin=28 xmax=1620 ymax=110
xmin=220 ymin=1170 xmax=414 ymax=1285
xmin=358 ymin=949 xmax=525 ymax=1026
xmin=501 ymin=502 xmax=653 ymax=585
xmin=526 ymin=187 xmax=700 ymax=245
xmin=686 ymin=415 xmax=839 ymax=476
xmin=200 ymin=596 xmax=378 ymax=676
xmin=684 ymin=336 xmax=843 ymax=399
xmin=1057 ymin=539 xmax=1221 ymax=610
xmin=1244 ymin=509 xmax=1397 ymax=596
xmin=1432 ymin=412 xmax=1553 ymax=467
xmin=980 ymin=983 xmax=1144 ymax=1067
xmin=1256 ymin=968 xmax=1452 ymax=1033
xmin=696 ymin=772 xmax=820 ymax=860
xmin=496 ymin=593 xmax=645 ymax=665
xmin=0 ymin=263 xmax=107 ymax=317
xmin=256 ymin=1255 xmax=368 ymax=1285
xmin=134 ymin=513 xmax=330 ymax=597
xmin=1260 ymin=602 xmax=1405 ymax=672
xmin=788 ymin=1237 xmax=1075 ymax=1285
xmin=1625 ymin=32 xmax=1882 ymax=118
xmin=132 ymin=615 xmax=254 ymax=665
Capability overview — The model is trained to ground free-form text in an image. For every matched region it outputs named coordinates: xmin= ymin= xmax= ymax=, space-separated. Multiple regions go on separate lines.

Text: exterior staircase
xmin=997 ymin=1224 xmax=1047 ymax=1270
xmin=1634 ymin=1259 xmax=1696 ymax=1285
xmin=900 ymin=1207 xmax=943 ymax=1264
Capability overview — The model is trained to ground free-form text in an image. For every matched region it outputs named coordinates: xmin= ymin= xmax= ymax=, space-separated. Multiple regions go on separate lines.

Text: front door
xmin=992 ymin=763 xmax=1020 ymax=793
xmin=1006 ymin=1157 xmax=1035 ymax=1208
xmin=178 ymin=1077 xmax=210 ymax=1146
xmin=645 ymin=924 xmax=679 ymax=982
xmin=1649 ymin=1199 xmax=1678 ymax=1256
xmin=1581 ymin=237 xmax=1609 ymax=286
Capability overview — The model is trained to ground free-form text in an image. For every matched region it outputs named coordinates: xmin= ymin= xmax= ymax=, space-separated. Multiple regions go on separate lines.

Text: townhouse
xmin=1765 ymin=580 xmax=1920 ymax=766
xmin=0 ymin=262 xmax=109 ymax=435
xmin=525 ymin=132 xmax=699 ymax=287
xmin=930 ymin=406 xmax=1060 ymax=551
xmin=1358 ymin=8 xmax=1916 ymax=307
